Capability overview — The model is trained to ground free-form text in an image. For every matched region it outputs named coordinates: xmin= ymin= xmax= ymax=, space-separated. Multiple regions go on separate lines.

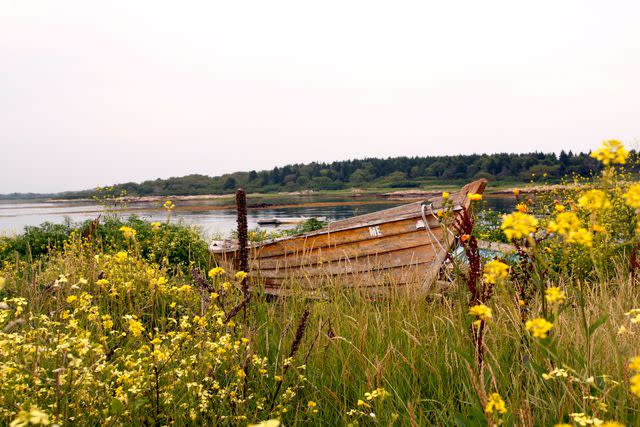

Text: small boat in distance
xmin=212 ymin=179 xmax=487 ymax=296
xmin=257 ymin=216 xmax=327 ymax=226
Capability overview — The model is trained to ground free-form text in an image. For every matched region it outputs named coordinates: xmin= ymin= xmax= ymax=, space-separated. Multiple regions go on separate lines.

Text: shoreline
xmin=4 ymin=181 xmax=582 ymax=210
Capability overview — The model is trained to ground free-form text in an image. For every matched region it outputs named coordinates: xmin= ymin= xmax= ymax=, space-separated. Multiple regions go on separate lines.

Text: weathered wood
xmin=251 ymin=215 xmax=442 ymax=259
xmin=259 ymin=263 xmax=436 ymax=290
xmin=213 ymin=179 xmax=488 ymax=294
xmin=253 ymin=244 xmax=439 ymax=278
xmin=254 ymin=228 xmax=445 ymax=270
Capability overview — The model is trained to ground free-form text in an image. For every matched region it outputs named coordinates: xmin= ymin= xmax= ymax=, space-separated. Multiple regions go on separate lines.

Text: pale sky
xmin=1 ymin=0 xmax=639 ymax=193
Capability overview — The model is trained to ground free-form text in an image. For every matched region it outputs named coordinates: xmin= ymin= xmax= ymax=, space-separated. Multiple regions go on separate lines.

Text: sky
xmin=1 ymin=0 xmax=640 ymax=193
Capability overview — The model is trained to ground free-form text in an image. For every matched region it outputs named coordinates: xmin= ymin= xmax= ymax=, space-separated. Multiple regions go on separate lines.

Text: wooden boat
xmin=212 ymin=179 xmax=487 ymax=295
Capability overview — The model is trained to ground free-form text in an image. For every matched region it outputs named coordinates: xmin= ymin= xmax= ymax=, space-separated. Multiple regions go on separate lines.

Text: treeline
xmin=6 ymin=150 xmax=636 ymax=199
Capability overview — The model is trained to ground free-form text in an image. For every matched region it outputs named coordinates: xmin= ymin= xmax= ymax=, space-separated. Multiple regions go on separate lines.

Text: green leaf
xmin=588 ymin=314 xmax=609 ymax=335
xmin=110 ymin=398 xmax=124 ymax=415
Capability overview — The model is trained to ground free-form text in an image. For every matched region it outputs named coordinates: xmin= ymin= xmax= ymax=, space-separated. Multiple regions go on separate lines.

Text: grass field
xmin=1 ymin=141 xmax=640 ymax=426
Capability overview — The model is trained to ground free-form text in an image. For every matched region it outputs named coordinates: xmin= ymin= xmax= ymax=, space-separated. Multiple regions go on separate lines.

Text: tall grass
xmin=2 ymin=140 xmax=640 ymax=425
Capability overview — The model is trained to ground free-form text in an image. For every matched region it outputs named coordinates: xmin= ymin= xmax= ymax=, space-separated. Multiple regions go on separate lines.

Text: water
xmin=0 ymin=195 xmax=514 ymax=237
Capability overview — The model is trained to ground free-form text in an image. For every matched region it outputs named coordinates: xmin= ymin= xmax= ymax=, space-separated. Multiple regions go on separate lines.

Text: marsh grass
xmin=3 ymin=140 xmax=640 ymax=425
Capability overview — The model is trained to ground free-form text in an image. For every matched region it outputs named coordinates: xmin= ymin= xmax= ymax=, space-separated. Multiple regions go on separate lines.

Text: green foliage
xmin=0 ymin=221 xmax=74 ymax=263
xmin=0 ymin=216 xmax=211 ymax=269
xmin=4 ymin=150 xmax=628 ymax=199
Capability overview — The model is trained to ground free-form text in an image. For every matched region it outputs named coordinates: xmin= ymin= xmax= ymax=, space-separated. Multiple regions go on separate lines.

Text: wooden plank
xmin=252 ymin=244 xmax=439 ymax=278
xmin=253 ymin=214 xmax=441 ymax=260
xmin=254 ymin=228 xmax=446 ymax=270
xmin=258 ymin=262 xmax=437 ymax=290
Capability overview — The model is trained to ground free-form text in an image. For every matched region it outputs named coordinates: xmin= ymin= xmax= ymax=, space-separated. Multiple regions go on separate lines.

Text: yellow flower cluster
xmin=590 ymin=139 xmax=629 ymax=166
xmin=483 ymin=260 xmax=509 ymax=284
xmin=525 ymin=318 xmax=553 ymax=339
xmin=467 ymin=193 xmax=483 ymax=201
xmin=547 ymin=212 xmax=580 ymax=235
xmin=624 ymin=183 xmax=640 ymax=210
xmin=629 ymin=356 xmax=640 ymax=397
xmin=542 ymin=367 xmax=569 ymax=380
xmin=119 ymin=226 xmax=137 ymax=239
xmin=501 ymin=212 xmax=538 ymax=240
xmin=547 ymin=212 xmax=593 ymax=247
xmin=10 ymin=406 xmax=50 ymax=426
xmin=626 ymin=308 xmax=640 ymax=324
xmin=164 ymin=200 xmax=175 ymax=210
xmin=544 ymin=287 xmax=566 ymax=305
xmin=577 ymin=189 xmax=611 ymax=211
xmin=469 ymin=304 xmax=492 ymax=323
xmin=208 ymin=267 xmax=225 ymax=278
xmin=484 ymin=393 xmax=507 ymax=414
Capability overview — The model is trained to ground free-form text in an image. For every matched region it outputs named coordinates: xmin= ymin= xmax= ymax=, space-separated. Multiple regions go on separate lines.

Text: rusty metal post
xmin=236 ymin=189 xmax=249 ymax=299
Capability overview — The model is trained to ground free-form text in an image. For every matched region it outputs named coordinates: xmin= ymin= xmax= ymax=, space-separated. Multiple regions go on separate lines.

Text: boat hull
xmin=214 ymin=179 xmax=487 ymax=295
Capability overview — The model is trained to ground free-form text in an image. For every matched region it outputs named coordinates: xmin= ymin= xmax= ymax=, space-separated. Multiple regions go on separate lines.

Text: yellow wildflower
xmin=631 ymin=374 xmax=640 ymax=397
xmin=590 ymin=139 xmax=629 ymax=165
xmin=483 ymin=260 xmax=509 ymax=284
xmin=10 ymin=406 xmax=50 ymax=426
xmin=114 ymin=251 xmax=128 ymax=263
xmin=545 ymin=287 xmax=566 ymax=305
xmin=469 ymin=304 xmax=492 ymax=322
xmin=102 ymin=314 xmax=113 ymax=329
xmin=235 ymin=271 xmax=248 ymax=281
xmin=485 ymin=393 xmax=507 ymax=414
xmin=600 ymin=422 xmax=625 ymax=427
xmin=501 ymin=212 xmax=538 ymax=240
xmin=96 ymin=279 xmax=109 ymax=287
xmin=624 ymin=183 xmax=640 ymax=210
xmin=629 ymin=356 xmax=640 ymax=371
xmin=248 ymin=421 xmax=280 ymax=427
xmin=66 ymin=295 xmax=78 ymax=304
xmin=547 ymin=212 xmax=581 ymax=236
xmin=442 ymin=191 xmax=449 ymax=199
xmin=578 ymin=189 xmax=611 ymax=211
xmin=467 ymin=193 xmax=482 ymax=201
xmin=542 ymin=367 xmax=569 ymax=380
xmin=555 ymin=204 xmax=566 ymax=212
xmin=592 ymin=224 xmax=605 ymax=233
xmin=364 ymin=388 xmax=389 ymax=401
xmin=554 ymin=424 xmax=572 ymax=427
xmin=125 ymin=315 xmax=144 ymax=337
xmin=307 ymin=401 xmax=317 ymax=408
xmin=0 ymin=276 xmax=5 ymax=291
xmin=208 ymin=267 xmax=225 ymax=278
xmin=618 ymin=325 xmax=630 ymax=335
xmin=566 ymin=228 xmax=593 ymax=247
xmin=163 ymin=200 xmax=175 ymax=210
xmin=570 ymin=413 xmax=604 ymax=426
xmin=525 ymin=318 xmax=553 ymax=339
xmin=513 ymin=188 xmax=520 ymax=196
xmin=516 ymin=203 xmax=528 ymax=213
xmin=151 ymin=221 xmax=162 ymax=231
xmin=119 ymin=226 xmax=137 ymax=239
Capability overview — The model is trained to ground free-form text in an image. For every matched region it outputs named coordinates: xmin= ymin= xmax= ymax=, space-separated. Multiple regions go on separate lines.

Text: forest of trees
xmin=3 ymin=150 xmax=635 ymax=200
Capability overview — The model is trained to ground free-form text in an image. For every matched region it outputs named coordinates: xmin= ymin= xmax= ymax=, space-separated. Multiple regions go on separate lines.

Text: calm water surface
xmin=0 ymin=195 xmax=515 ymax=238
